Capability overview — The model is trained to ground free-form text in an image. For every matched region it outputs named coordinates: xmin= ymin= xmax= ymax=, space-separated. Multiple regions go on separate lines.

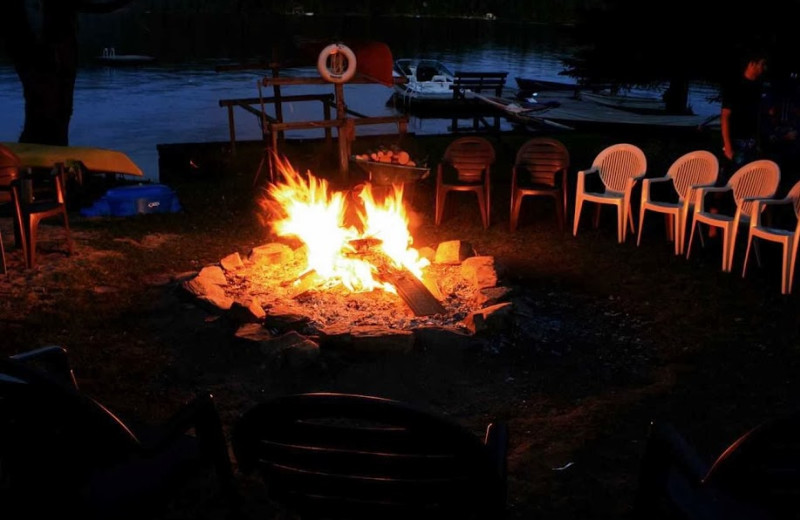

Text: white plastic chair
xmin=742 ymin=179 xmax=800 ymax=294
xmin=637 ymin=150 xmax=719 ymax=255
xmin=572 ymin=143 xmax=647 ymax=243
xmin=685 ymin=159 xmax=781 ymax=273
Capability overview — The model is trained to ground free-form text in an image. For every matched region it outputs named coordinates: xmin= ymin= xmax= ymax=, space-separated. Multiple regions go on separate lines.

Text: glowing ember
xmin=264 ymin=156 xmax=429 ymax=293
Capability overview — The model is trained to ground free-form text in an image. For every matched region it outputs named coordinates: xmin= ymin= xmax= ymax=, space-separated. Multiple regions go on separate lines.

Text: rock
xmin=435 ymin=240 xmax=474 ymax=264
xmin=461 ymin=256 xmax=498 ymax=290
xmin=249 ymin=242 xmax=294 ymax=266
xmin=464 ymin=302 xmax=514 ymax=334
xmin=476 ymin=286 xmax=512 ymax=306
xmin=220 ymin=252 xmax=244 ymax=271
xmin=182 ymin=274 xmax=234 ymax=310
xmin=230 ymin=297 xmax=266 ymax=323
xmin=412 ymin=326 xmax=478 ymax=352
xmin=258 ymin=330 xmax=321 ymax=370
xmin=319 ymin=324 xmax=415 ymax=356
xmin=197 ymin=265 xmax=228 ymax=286
xmin=234 ymin=322 xmax=273 ymax=343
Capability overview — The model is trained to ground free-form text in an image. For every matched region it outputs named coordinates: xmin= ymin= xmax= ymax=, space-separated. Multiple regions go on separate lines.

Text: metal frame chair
xmin=233 ymin=392 xmax=508 ymax=519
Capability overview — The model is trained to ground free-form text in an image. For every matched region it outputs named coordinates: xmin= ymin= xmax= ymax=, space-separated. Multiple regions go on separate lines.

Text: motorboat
xmin=392 ymin=59 xmax=456 ymax=104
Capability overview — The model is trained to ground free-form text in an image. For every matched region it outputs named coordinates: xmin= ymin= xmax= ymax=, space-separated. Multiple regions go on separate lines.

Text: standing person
xmin=720 ymin=50 xmax=769 ymax=177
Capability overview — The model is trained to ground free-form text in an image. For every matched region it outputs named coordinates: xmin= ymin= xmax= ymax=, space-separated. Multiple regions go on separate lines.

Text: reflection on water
xmin=0 ymin=16 xmax=720 ymax=183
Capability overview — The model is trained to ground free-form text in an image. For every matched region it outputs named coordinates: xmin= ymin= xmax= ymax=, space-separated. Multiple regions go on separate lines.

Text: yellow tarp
xmin=1 ymin=142 xmax=143 ymax=177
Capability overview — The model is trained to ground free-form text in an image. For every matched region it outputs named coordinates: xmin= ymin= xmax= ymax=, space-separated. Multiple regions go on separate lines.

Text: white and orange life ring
xmin=316 ymin=43 xmax=357 ymax=84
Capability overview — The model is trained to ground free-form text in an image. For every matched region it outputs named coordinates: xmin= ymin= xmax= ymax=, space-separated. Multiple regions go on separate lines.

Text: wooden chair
xmin=0 ymin=143 xmax=73 ymax=268
xmin=634 ymin=412 xmax=800 ymax=519
xmin=0 ymin=346 xmax=238 ymax=519
xmin=510 ymin=137 xmax=570 ymax=231
xmin=232 ymin=392 xmax=508 ymax=519
xmin=436 ymin=136 xmax=495 ymax=229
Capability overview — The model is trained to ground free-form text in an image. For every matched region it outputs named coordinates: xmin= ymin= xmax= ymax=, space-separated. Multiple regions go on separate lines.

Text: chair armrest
xmin=576 ymin=166 xmax=599 ymax=177
xmin=9 ymin=345 xmax=79 ymax=390
xmin=748 ymin=197 xmax=790 ymax=226
xmin=695 ymin=185 xmax=733 ymax=213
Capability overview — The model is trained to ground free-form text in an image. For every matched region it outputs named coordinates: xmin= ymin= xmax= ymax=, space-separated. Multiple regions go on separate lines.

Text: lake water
xmin=0 ymin=16 xmax=720 ymax=183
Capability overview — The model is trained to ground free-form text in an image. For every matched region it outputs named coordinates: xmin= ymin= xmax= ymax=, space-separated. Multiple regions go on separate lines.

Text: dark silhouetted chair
xmin=0 ymin=143 xmax=73 ymax=268
xmin=0 ymin=345 xmax=238 ymax=519
xmin=510 ymin=137 xmax=570 ymax=231
xmin=634 ymin=412 xmax=800 ymax=519
xmin=436 ymin=136 xmax=495 ymax=229
xmin=232 ymin=392 xmax=508 ymax=519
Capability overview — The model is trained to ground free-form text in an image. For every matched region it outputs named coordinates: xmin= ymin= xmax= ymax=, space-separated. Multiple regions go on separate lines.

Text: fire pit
xmin=182 ymin=157 xmax=513 ymax=365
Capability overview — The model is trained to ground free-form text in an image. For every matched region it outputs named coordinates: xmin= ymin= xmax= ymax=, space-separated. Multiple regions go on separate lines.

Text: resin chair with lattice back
xmin=436 ymin=136 xmax=495 ymax=229
xmin=572 ymin=143 xmax=647 ymax=243
xmin=0 ymin=345 xmax=239 ymax=519
xmin=510 ymin=137 xmax=570 ymax=232
xmin=634 ymin=411 xmax=800 ymax=519
xmin=741 ymin=178 xmax=800 ymax=294
xmin=686 ymin=159 xmax=780 ymax=273
xmin=0 ymin=143 xmax=72 ymax=268
xmin=637 ymin=150 xmax=719 ymax=255
xmin=232 ymin=392 xmax=508 ymax=520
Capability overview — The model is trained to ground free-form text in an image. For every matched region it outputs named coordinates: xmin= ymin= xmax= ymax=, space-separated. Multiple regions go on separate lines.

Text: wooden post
xmin=334 ymin=83 xmax=350 ymax=181
xmin=226 ymin=105 xmax=236 ymax=156
xmin=323 ymin=101 xmax=332 ymax=145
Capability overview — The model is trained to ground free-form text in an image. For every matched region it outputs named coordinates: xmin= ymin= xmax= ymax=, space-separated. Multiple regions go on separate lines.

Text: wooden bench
xmin=451 ymin=71 xmax=509 ymax=99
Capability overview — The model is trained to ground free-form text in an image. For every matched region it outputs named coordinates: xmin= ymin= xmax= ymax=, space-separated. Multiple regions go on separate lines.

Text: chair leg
xmin=636 ymin=207 xmax=647 ymax=247
xmin=573 ymin=196 xmax=584 ymax=237
xmin=510 ymin=192 xmax=522 ymax=232
xmin=555 ymin=195 xmax=565 ymax=232
xmin=617 ymin=205 xmax=626 ymax=243
xmin=742 ymin=233 xmax=755 ymax=278
xmin=61 ymin=210 xmax=73 ymax=255
xmin=686 ymin=220 xmax=698 ymax=260
xmin=593 ymin=204 xmax=601 ymax=229
xmin=435 ymin=188 xmax=447 ymax=226
xmin=788 ymin=237 xmax=799 ymax=295
xmin=476 ymin=190 xmax=488 ymax=230
xmin=26 ymin=215 xmax=37 ymax=269
xmin=0 ymin=229 xmax=6 ymax=275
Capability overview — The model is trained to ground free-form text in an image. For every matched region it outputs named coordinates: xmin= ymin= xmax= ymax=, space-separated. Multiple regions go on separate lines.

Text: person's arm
xmin=721 ymin=107 xmax=734 ymax=160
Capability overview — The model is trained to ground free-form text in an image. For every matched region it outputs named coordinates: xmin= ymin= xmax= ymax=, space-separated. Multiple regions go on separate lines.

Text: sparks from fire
xmin=265 ymin=156 xmax=429 ymax=294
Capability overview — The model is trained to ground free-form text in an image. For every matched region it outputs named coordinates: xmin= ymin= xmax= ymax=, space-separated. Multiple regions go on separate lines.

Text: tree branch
xmin=75 ymin=0 xmax=134 ymax=14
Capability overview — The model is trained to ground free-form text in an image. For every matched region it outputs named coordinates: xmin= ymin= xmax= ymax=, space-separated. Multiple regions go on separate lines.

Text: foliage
xmin=562 ymin=0 xmax=800 ymax=89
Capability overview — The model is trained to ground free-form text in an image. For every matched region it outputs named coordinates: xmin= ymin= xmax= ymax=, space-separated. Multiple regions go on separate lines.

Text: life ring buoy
xmin=317 ymin=43 xmax=357 ymax=84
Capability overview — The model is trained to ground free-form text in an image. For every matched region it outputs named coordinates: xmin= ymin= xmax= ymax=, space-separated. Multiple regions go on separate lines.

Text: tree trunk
xmin=2 ymin=0 xmax=79 ymax=145
xmin=662 ymin=78 xmax=690 ymax=115
xmin=1 ymin=0 xmax=132 ymax=146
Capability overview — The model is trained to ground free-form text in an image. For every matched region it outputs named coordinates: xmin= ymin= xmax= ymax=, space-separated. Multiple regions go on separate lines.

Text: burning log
xmin=359 ymin=240 xmax=445 ymax=317
xmin=377 ymin=267 xmax=446 ymax=317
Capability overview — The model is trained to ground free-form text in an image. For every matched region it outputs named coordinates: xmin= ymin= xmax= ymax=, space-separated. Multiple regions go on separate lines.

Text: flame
xmin=266 ymin=156 xmax=429 ymax=293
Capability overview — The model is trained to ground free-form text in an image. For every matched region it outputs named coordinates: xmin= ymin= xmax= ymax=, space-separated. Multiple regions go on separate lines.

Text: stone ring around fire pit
xmin=181 ymin=239 xmax=514 ymax=370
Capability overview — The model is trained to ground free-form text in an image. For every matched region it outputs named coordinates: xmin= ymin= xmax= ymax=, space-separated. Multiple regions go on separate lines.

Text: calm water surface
xmin=0 ymin=17 xmax=720 ymax=182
